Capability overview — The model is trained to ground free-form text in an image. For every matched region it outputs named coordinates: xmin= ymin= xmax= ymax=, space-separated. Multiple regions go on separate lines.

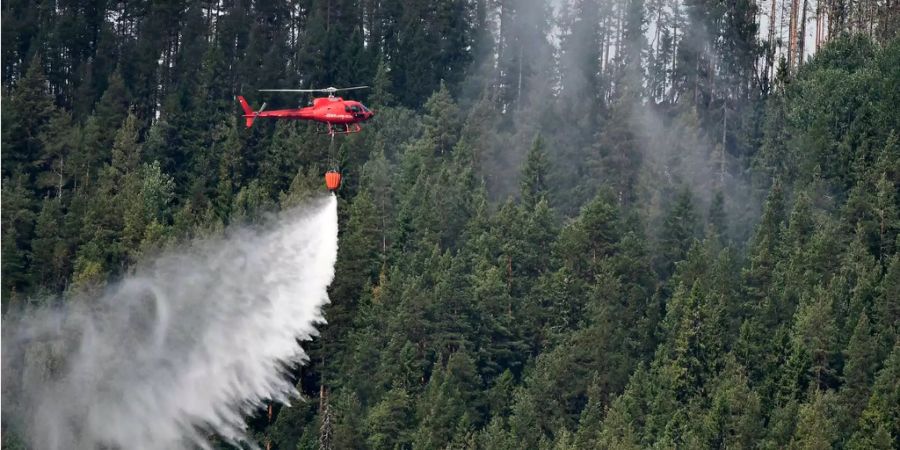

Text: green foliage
xmin=366 ymin=388 xmax=414 ymax=450
xmin=657 ymin=188 xmax=700 ymax=279
xmin=2 ymin=6 xmax=899 ymax=449
xmin=520 ymin=134 xmax=550 ymax=210
xmin=788 ymin=390 xmax=837 ymax=450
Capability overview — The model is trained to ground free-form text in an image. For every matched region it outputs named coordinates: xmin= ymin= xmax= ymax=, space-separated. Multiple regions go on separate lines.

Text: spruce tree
xmin=3 ymin=54 xmax=57 ymax=181
xmin=520 ymin=134 xmax=550 ymax=210
xmin=840 ymin=312 xmax=879 ymax=432
xmin=365 ymin=388 xmax=413 ymax=450
xmin=789 ymin=391 xmax=837 ymax=450
xmin=30 ymin=198 xmax=69 ymax=291
xmin=657 ymin=188 xmax=699 ymax=279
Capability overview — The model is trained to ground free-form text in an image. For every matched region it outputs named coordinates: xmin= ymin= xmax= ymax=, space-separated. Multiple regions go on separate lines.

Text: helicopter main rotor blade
xmin=258 ymin=86 xmax=369 ymax=93
xmin=328 ymin=86 xmax=369 ymax=91
xmin=259 ymin=89 xmax=323 ymax=93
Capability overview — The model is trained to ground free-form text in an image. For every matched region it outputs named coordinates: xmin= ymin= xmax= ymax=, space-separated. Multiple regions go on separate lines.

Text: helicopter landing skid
xmin=318 ymin=123 xmax=362 ymax=135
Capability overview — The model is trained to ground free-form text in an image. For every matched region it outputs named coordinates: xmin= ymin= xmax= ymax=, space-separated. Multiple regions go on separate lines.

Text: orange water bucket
xmin=325 ymin=171 xmax=342 ymax=191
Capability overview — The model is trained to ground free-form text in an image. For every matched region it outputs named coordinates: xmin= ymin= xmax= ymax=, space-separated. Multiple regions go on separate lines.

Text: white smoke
xmin=2 ymin=194 xmax=339 ymax=449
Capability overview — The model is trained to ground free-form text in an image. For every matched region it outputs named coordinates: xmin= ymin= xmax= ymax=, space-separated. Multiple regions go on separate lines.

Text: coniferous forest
xmin=2 ymin=0 xmax=900 ymax=448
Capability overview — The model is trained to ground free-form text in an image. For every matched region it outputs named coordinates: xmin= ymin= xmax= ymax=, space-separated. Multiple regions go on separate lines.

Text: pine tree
xmin=874 ymin=254 xmax=900 ymax=351
xmin=30 ymin=198 xmax=69 ymax=291
xmin=873 ymin=173 xmax=898 ymax=260
xmin=121 ymin=161 xmax=175 ymax=261
xmin=789 ymin=390 xmax=837 ymax=449
xmin=596 ymin=366 xmax=655 ymax=448
xmin=657 ymin=188 xmax=699 ymax=279
xmin=413 ymin=350 xmax=482 ymax=447
xmin=572 ymin=378 xmax=609 ymax=448
xmin=846 ymin=344 xmax=899 ymax=449
xmin=92 ymin=70 xmax=130 ymax=150
xmin=520 ymin=134 xmax=550 ymax=210
xmin=35 ymin=111 xmax=80 ymax=198
xmin=370 ymin=56 xmax=395 ymax=108
xmin=259 ymin=122 xmax=306 ymax=195
xmin=789 ymin=285 xmax=840 ymax=390
xmin=478 ymin=416 xmax=517 ymax=450
xmin=846 ymin=407 xmax=894 ymax=450
xmin=3 ymin=54 xmax=57 ymax=181
xmin=840 ymin=312 xmax=879 ymax=433
xmin=743 ymin=181 xmax=786 ymax=306
xmin=111 ymin=111 xmax=142 ymax=177
xmin=509 ymin=198 xmax=559 ymax=298
xmin=360 ymin=147 xmax=395 ymax=255
xmin=505 ymin=387 xmax=545 ymax=448
xmin=486 ymin=369 xmax=516 ymax=419
xmin=421 ymin=81 xmax=463 ymax=158
xmin=660 ymin=280 xmax=725 ymax=400
xmin=556 ymin=189 xmax=622 ymax=281
xmin=365 ymin=388 xmax=414 ymax=450
xmin=230 ymin=180 xmax=275 ymax=224
xmin=1 ymin=177 xmax=37 ymax=301
xmin=699 ymin=356 xmax=764 ymax=448
xmin=330 ymin=391 xmax=366 ymax=450
xmin=707 ymin=190 xmax=728 ymax=241
xmin=213 ymin=119 xmax=243 ymax=222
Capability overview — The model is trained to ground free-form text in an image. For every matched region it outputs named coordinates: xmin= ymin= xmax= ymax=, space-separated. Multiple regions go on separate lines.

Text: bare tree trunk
xmin=789 ymin=0 xmax=799 ymax=73
xmin=830 ymin=0 xmax=845 ymax=35
xmin=672 ymin=2 xmax=678 ymax=102
xmin=516 ymin=44 xmax=523 ymax=110
xmin=381 ymin=198 xmax=387 ymax=254
xmin=600 ymin=24 xmax=607 ymax=74
xmin=766 ymin=0 xmax=778 ymax=82
xmin=57 ymin=156 xmax=64 ymax=200
xmin=721 ymin=99 xmax=727 ymax=188
xmin=318 ymin=401 xmax=333 ymax=450
xmin=868 ymin=0 xmax=875 ymax=37
xmin=653 ymin=1 xmax=662 ymax=52
xmin=799 ymin=0 xmax=809 ymax=66
xmin=506 ymin=254 xmax=513 ymax=317
xmin=615 ymin=3 xmax=624 ymax=66
xmin=815 ymin=1 xmax=821 ymax=49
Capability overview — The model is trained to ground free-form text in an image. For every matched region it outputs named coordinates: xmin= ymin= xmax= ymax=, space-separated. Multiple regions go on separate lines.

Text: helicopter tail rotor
xmin=236 ymin=96 xmax=269 ymax=128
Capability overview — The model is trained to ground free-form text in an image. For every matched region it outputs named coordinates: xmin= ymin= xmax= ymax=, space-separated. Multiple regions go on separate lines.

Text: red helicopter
xmin=236 ymin=86 xmax=375 ymax=192
xmin=236 ymin=86 xmax=374 ymax=133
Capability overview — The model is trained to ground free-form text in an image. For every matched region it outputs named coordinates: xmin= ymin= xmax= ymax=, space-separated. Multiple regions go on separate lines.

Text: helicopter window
xmin=349 ymin=105 xmax=361 ymax=112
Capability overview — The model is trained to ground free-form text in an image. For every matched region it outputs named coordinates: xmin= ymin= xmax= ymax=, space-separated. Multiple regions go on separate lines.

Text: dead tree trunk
xmin=798 ymin=0 xmax=809 ymax=67
xmin=769 ymin=0 xmax=779 ymax=81
xmin=789 ymin=0 xmax=801 ymax=73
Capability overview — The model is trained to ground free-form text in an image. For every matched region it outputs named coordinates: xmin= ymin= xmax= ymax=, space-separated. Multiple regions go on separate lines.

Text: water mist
xmin=2 ymin=195 xmax=339 ymax=449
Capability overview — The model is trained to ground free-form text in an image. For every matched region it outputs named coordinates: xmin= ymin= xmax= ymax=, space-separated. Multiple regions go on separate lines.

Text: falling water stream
xmin=2 ymin=195 xmax=339 ymax=449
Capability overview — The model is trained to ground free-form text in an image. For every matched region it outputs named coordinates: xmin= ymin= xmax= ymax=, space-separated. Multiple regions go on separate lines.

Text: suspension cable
xmin=328 ymin=128 xmax=336 ymax=171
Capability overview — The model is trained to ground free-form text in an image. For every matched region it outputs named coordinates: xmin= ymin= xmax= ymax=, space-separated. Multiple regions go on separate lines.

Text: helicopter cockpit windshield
xmin=346 ymin=102 xmax=372 ymax=119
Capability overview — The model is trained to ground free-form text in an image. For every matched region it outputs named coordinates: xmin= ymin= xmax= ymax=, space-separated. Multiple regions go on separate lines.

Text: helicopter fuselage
xmin=237 ymin=96 xmax=374 ymax=128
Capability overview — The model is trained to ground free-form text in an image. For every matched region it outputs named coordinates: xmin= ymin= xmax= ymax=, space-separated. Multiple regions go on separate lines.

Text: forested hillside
xmin=2 ymin=0 xmax=899 ymax=448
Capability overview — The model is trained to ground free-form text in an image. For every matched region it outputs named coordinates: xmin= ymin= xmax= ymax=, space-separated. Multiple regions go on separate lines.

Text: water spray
xmin=2 ymin=195 xmax=339 ymax=449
